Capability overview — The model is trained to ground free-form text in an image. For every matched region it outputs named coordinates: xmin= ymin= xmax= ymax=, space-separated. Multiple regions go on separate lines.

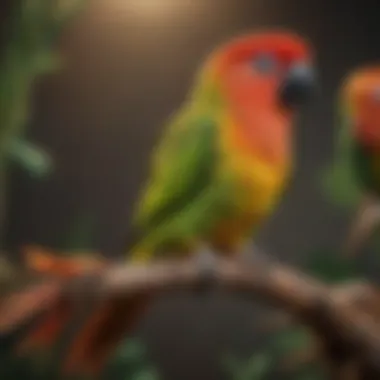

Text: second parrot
xmin=323 ymin=67 xmax=380 ymax=256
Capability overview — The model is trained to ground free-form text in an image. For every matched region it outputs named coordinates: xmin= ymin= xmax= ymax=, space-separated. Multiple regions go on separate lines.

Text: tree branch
xmin=2 ymin=251 xmax=380 ymax=379
xmin=77 ymin=254 xmax=380 ymax=378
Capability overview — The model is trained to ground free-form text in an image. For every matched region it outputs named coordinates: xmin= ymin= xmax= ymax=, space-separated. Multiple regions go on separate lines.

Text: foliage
xmin=0 ymin=337 xmax=160 ymax=380
xmin=0 ymin=0 xmax=90 ymax=376
xmin=303 ymin=247 xmax=360 ymax=283
xmin=0 ymin=0 xmax=88 ymax=177
xmin=101 ymin=339 xmax=161 ymax=380
xmin=224 ymin=326 xmax=324 ymax=380
xmin=224 ymin=352 xmax=272 ymax=380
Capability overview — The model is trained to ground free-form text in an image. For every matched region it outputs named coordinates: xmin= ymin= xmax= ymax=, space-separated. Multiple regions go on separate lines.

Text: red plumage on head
xmin=205 ymin=30 xmax=313 ymax=77
xmin=343 ymin=67 xmax=380 ymax=149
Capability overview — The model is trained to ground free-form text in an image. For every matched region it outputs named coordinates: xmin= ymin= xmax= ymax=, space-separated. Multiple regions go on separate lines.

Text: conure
xmin=323 ymin=67 xmax=380 ymax=256
xmin=130 ymin=31 xmax=316 ymax=260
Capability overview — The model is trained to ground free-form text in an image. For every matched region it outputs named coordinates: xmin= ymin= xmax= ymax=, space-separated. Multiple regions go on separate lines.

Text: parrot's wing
xmin=133 ymin=111 xmax=219 ymax=232
xmin=6 ymin=139 xmax=53 ymax=178
xmin=320 ymin=101 xmax=361 ymax=209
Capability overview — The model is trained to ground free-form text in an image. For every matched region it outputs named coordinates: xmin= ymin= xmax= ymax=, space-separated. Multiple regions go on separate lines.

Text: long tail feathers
xmin=341 ymin=194 xmax=380 ymax=257
xmin=15 ymin=295 xmax=71 ymax=352
xmin=1 ymin=246 xmax=154 ymax=376
xmin=62 ymin=295 xmax=152 ymax=374
xmin=15 ymin=246 xmax=107 ymax=353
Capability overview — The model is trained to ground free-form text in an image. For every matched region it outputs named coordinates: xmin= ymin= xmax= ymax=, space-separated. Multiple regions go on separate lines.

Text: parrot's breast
xmin=211 ymin=115 xmax=291 ymax=251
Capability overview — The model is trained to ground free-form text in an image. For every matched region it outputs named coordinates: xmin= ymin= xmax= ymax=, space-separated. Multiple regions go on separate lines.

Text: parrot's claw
xmin=194 ymin=246 xmax=217 ymax=294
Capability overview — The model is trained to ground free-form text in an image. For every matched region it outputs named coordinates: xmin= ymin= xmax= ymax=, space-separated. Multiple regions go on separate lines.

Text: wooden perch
xmin=1 ymin=251 xmax=380 ymax=379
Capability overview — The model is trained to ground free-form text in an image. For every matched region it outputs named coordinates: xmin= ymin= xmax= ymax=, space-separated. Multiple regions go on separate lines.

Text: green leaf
xmin=130 ymin=367 xmax=160 ymax=380
xmin=304 ymin=249 xmax=359 ymax=283
xmin=102 ymin=339 xmax=161 ymax=380
xmin=7 ymin=139 xmax=53 ymax=178
xmin=116 ymin=340 xmax=146 ymax=362
xmin=33 ymin=51 xmax=63 ymax=74
xmin=242 ymin=354 xmax=272 ymax=380
xmin=269 ymin=327 xmax=310 ymax=353
xmin=223 ymin=352 xmax=272 ymax=380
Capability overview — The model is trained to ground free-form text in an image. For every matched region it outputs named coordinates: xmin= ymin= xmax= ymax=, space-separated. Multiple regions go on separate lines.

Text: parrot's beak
xmin=279 ymin=62 xmax=317 ymax=108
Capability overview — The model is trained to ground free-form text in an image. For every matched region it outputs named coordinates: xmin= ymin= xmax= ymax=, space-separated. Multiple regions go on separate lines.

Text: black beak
xmin=279 ymin=62 xmax=317 ymax=108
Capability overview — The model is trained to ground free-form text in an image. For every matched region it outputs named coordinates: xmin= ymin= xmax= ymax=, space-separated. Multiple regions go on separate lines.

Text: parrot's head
xmin=201 ymin=31 xmax=316 ymax=111
xmin=343 ymin=67 xmax=380 ymax=150
xmin=198 ymin=31 xmax=317 ymax=163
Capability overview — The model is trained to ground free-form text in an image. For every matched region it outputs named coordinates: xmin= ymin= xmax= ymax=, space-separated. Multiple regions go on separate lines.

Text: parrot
xmin=0 ymin=31 xmax=317 ymax=376
xmin=129 ymin=31 xmax=316 ymax=261
xmin=322 ymin=66 xmax=380 ymax=257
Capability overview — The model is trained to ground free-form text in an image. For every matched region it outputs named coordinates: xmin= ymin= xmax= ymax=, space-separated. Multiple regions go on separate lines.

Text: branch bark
xmin=64 ymin=254 xmax=380 ymax=378
xmin=2 ymin=251 xmax=380 ymax=379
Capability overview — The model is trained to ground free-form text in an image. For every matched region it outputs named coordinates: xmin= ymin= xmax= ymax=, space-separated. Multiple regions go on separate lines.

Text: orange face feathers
xmin=200 ymin=31 xmax=317 ymax=165
xmin=342 ymin=66 xmax=380 ymax=149
xmin=199 ymin=30 xmax=317 ymax=115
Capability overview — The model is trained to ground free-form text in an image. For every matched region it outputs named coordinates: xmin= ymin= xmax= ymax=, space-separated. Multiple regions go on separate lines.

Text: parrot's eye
xmin=252 ymin=54 xmax=277 ymax=74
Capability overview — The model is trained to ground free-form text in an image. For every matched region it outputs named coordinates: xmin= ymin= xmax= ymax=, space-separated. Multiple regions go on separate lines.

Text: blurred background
xmin=1 ymin=0 xmax=379 ymax=379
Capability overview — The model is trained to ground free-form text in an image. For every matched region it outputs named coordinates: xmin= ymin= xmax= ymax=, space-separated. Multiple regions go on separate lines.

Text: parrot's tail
xmin=0 ymin=246 xmax=154 ymax=376
xmin=60 ymin=244 xmax=157 ymax=374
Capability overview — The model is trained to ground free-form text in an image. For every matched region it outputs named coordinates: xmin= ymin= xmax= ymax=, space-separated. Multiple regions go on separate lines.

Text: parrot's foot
xmin=193 ymin=245 xmax=217 ymax=294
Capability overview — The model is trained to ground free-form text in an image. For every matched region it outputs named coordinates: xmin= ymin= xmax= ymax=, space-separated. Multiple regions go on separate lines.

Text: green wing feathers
xmin=134 ymin=111 xmax=217 ymax=228
xmin=130 ymin=110 xmax=232 ymax=258
xmin=320 ymin=101 xmax=361 ymax=209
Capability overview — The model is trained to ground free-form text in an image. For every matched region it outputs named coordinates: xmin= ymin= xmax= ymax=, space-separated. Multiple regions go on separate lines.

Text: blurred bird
xmin=323 ymin=67 xmax=380 ymax=257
